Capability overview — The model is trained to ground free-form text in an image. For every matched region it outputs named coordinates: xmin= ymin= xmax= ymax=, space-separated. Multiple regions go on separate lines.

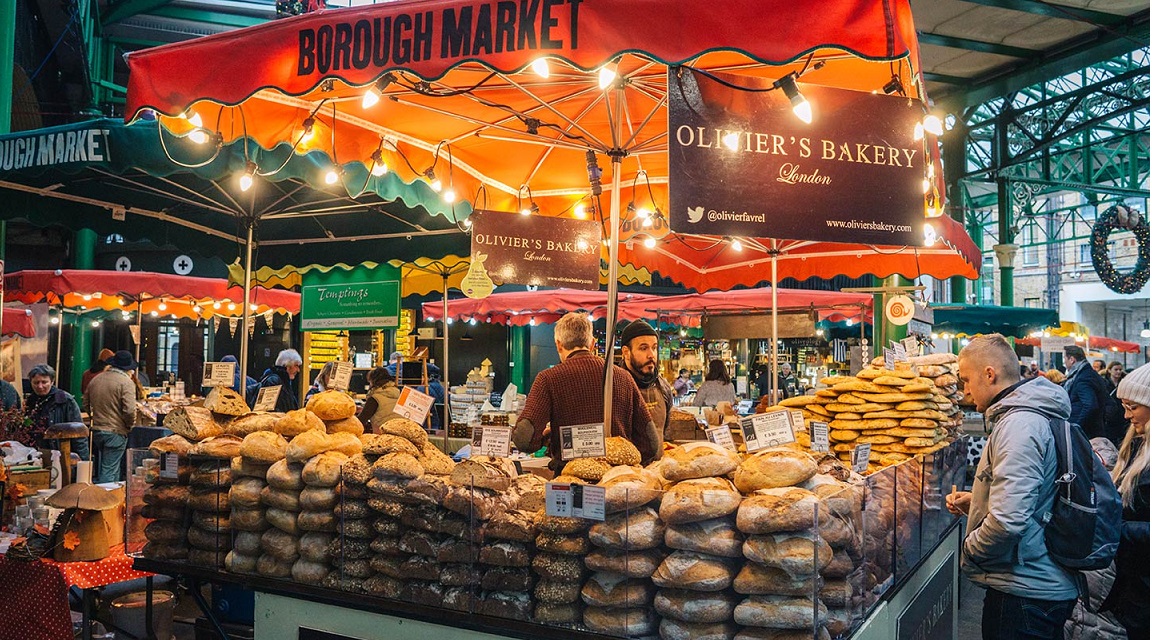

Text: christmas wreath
xmin=1091 ymin=204 xmax=1149 ymax=294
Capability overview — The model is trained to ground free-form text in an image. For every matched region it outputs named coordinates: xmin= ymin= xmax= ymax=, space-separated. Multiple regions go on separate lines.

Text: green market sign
xmin=300 ymin=265 xmax=400 ymax=330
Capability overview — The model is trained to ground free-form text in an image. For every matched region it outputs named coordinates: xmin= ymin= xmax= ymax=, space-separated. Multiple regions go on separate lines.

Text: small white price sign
xmin=810 ymin=421 xmax=830 ymax=452
xmin=330 ymin=361 xmax=354 ymax=392
xmin=892 ymin=340 xmax=908 ymax=363
xmin=883 ymin=348 xmax=896 ymax=371
xmin=558 ymin=423 xmax=607 ymax=461
xmin=901 ymin=336 xmax=919 ymax=358
xmin=477 ymin=426 xmax=512 ymax=458
xmin=545 ymin=482 xmax=605 ymax=521
xmin=395 ymin=386 xmax=435 ymax=424
xmin=740 ymin=410 xmax=796 ymax=452
xmin=852 ymin=443 xmax=873 ymax=473
xmin=202 ymin=361 xmax=236 ymax=388
xmin=252 ymin=386 xmax=281 ymax=412
xmin=789 ymin=410 xmax=805 ymax=434
xmin=704 ymin=426 xmax=737 ymax=451
xmin=159 ymin=452 xmax=180 ymax=480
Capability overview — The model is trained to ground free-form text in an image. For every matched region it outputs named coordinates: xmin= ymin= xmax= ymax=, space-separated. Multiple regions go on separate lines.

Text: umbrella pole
xmin=442 ymin=273 xmax=450 ymax=452
xmin=239 ymin=224 xmax=254 ymax=383
xmin=54 ymin=304 xmax=63 ymax=376
xmin=771 ymin=247 xmax=778 ymax=402
xmin=134 ymin=300 xmax=142 ymax=362
xmin=602 ymin=88 xmax=625 ymax=439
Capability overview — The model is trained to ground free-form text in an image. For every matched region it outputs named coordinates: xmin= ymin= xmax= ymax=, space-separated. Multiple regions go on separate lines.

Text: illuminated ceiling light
xmin=932 ymin=333 xmax=940 ymax=340
xmin=118 ymin=298 xmax=127 ymax=307
xmin=193 ymin=305 xmax=202 ymax=314
xmin=227 ymin=303 xmax=237 ymax=311
xmin=469 ymin=318 xmax=477 ymax=325
xmin=82 ymin=294 xmax=92 ymax=301
xmin=185 ymin=111 xmax=203 ymax=128
xmin=370 ymin=149 xmax=388 ymax=177
xmin=679 ymin=328 xmax=687 ymax=337
xmin=446 ymin=317 xmax=453 ymax=325
xmin=574 ymin=203 xmax=587 ymax=219
xmin=150 ymin=310 xmax=159 ymax=317
xmin=529 ymin=318 xmax=536 ymax=326
xmin=462 ymin=217 xmax=472 ymax=228
xmin=636 ymin=206 xmax=651 ymax=220
xmin=816 ymin=329 xmax=825 ymax=337
xmin=324 ymin=167 xmax=342 ymax=185
xmin=520 ymin=201 xmax=539 ymax=216
xmin=846 ymin=318 xmax=854 ymax=327
xmin=424 ymin=168 xmax=442 ymax=192
xmin=301 ymin=117 xmax=316 ymax=144
xmin=776 ymin=74 xmax=812 ymax=124
xmin=49 ymin=317 xmax=59 ymax=325
xmin=923 ymin=114 xmax=944 ymax=136
xmin=189 ymin=130 xmax=209 ymax=145
xmin=531 ymin=58 xmax=550 ymax=78
xmin=961 ymin=338 xmax=971 ymax=346
xmin=443 ymin=187 xmax=457 ymax=203
xmin=730 ymin=238 xmax=743 ymax=252
xmin=157 ymin=302 xmax=167 ymax=311
xmin=361 ymin=73 xmax=395 ymax=109
xmin=924 ymin=223 xmax=938 ymax=246
xmin=91 ymin=320 xmax=100 ymax=327
xmin=643 ymin=236 xmax=657 ymax=249
xmin=239 ymin=161 xmax=257 ymax=192
xmin=598 ymin=62 xmax=617 ymax=90
xmin=722 ymin=132 xmax=740 ymax=150
xmin=213 ymin=301 xmax=222 ymax=310
xmin=250 ymin=304 xmax=258 ymax=311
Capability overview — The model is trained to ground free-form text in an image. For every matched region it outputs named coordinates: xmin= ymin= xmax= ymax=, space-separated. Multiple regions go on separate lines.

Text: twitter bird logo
xmin=687 ymin=206 xmax=704 ymax=223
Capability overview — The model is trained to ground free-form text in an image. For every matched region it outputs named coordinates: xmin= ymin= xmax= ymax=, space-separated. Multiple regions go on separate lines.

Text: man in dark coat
xmin=1061 ymin=345 xmax=1111 ymax=440
xmin=254 ymin=349 xmax=302 ymax=413
xmin=24 ymin=364 xmax=87 ymax=461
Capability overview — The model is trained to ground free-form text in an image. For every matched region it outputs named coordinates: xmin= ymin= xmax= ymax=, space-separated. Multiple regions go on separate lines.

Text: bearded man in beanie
xmin=619 ymin=319 xmax=673 ymax=442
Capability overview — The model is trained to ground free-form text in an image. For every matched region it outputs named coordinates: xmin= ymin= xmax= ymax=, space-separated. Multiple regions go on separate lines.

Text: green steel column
xmin=508 ymin=325 xmax=528 ymax=391
xmin=0 ymin=0 xmax=13 ymax=134
xmin=871 ymin=278 xmax=884 ymax=359
xmin=995 ymin=178 xmax=1015 ymax=306
xmin=943 ymin=117 xmax=969 ymax=304
xmin=69 ymin=228 xmax=99 ymax=395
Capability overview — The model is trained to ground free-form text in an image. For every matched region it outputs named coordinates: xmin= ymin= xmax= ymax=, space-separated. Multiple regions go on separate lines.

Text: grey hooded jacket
xmin=962 ymin=376 xmax=1079 ymax=601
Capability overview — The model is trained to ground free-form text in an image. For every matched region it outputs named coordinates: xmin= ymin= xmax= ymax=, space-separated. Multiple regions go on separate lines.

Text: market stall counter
xmin=122 ymin=385 xmax=967 ymax=640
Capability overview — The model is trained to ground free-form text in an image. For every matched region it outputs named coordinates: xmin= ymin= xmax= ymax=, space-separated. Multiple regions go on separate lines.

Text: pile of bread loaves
xmin=140 ymin=386 xmax=912 ymax=639
xmin=765 ymin=353 xmax=961 ymax=473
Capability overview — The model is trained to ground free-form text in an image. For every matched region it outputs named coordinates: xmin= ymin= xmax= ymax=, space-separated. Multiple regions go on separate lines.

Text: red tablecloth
xmin=0 ymin=556 xmax=72 ymax=640
xmin=0 ymin=544 xmax=155 ymax=640
xmin=41 ymin=544 xmax=154 ymax=590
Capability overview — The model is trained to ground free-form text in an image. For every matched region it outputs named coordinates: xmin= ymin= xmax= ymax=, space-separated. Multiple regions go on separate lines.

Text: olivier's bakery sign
xmin=469 ymin=210 xmax=602 ymax=290
xmin=668 ymin=68 xmax=926 ymax=246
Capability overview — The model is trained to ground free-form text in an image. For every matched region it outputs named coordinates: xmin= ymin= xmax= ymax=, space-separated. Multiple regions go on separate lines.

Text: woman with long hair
xmin=693 ymin=359 xmax=737 ymax=407
xmin=1100 ymin=362 xmax=1149 ymax=639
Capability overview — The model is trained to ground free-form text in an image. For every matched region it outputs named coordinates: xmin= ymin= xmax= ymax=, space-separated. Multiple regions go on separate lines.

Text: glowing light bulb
xmin=325 ymin=169 xmax=340 ymax=185
xmin=932 ymin=333 xmax=940 ymax=340
xmin=731 ymin=239 xmax=743 ymax=252
xmin=150 ymin=310 xmax=159 ymax=317
xmin=961 ymin=338 xmax=970 ymax=346
xmin=529 ymin=318 xmax=536 ymax=326
xmin=923 ymin=114 xmax=943 ymax=136
xmin=598 ymin=64 xmax=617 ymax=90
xmin=227 ymin=303 xmax=236 ymax=311
xmin=193 ymin=305 xmax=202 ymax=314
xmin=362 ymin=89 xmax=380 ymax=109
xmin=679 ymin=328 xmax=687 ymax=337
xmin=82 ymin=294 xmax=92 ymax=301
xmin=430 ymin=178 xmax=443 ymax=192
xmin=91 ymin=320 xmax=100 ymax=327
xmin=239 ymin=173 xmax=253 ymax=192
xmin=520 ymin=207 xmax=532 ymax=216
xmin=371 ymin=161 xmax=387 ymax=177
xmin=50 ymin=317 xmax=59 ymax=325
xmin=636 ymin=207 xmax=651 ymax=219
xmin=816 ymin=329 xmax=825 ymax=337
xmin=158 ymin=302 xmax=167 ymax=311
xmin=118 ymin=298 xmax=127 ymax=306
xmin=186 ymin=111 xmax=203 ymax=128
xmin=469 ymin=318 xmax=477 ymax=325
xmin=574 ymin=203 xmax=587 ymax=219
xmin=189 ymin=130 xmax=209 ymax=145
xmin=576 ymin=239 xmax=589 ymax=251
xmin=443 ymin=188 xmax=457 ymax=203
xmin=212 ymin=302 xmax=221 ymax=310
xmin=722 ymin=132 xmax=740 ymax=151
xmin=250 ymin=304 xmax=258 ymax=311
xmin=531 ymin=58 xmax=550 ymax=78
xmin=446 ymin=318 xmax=453 ymax=325
xmin=643 ymin=236 xmax=656 ymax=249
xmin=791 ymin=99 xmax=812 ymax=124
xmin=924 ymin=223 xmax=938 ymax=246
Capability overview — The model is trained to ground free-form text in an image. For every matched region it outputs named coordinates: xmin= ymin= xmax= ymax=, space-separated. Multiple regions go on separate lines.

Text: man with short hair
xmin=513 ymin=313 xmax=660 ymax=473
xmin=947 ymin=334 xmax=1078 ymax=639
xmin=85 ymin=350 xmax=139 ymax=482
xmin=1062 ymin=345 xmax=1110 ymax=439
xmin=1091 ymin=359 xmax=1106 ymax=374
xmin=778 ymin=362 xmax=800 ymax=398
xmin=619 ymin=320 xmax=673 ymax=442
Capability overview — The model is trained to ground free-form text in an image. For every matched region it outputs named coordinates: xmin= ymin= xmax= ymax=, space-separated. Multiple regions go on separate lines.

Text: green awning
xmin=929 ymin=304 xmax=1060 ymax=338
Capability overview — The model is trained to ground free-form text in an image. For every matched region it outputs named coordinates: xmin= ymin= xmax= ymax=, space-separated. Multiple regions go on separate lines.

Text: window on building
xmin=1024 ymin=297 xmax=1041 ymax=308
xmin=1021 ymin=224 xmax=1039 ymax=266
xmin=1079 ymin=244 xmax=1092 ymax=264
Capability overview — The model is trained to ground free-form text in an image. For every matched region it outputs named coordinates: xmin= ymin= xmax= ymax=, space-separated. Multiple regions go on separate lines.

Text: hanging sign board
xmin=558 ymin=423 xmax=607 ymax=460
xmin=253 ymin=386 xmax=281 ymax=412
xmin=469 ymin=210 xmax=603 ymax=291
xmin=668 ymin=68 xmax=923 ymax=246
xmin=300 ymin=264 xmax=401 ymax=331
xmin=395 ymin=386 xmax=435 ymax=424
xmin=202 ymin=361 xmax=236 ymax=387
xmin=886 ymin=295 xmax=915 ymax=326
xmin=330 ymin=361 xmax=354 ymax=392
xmin=1040 ymin=336 xmax=1076 ymax=352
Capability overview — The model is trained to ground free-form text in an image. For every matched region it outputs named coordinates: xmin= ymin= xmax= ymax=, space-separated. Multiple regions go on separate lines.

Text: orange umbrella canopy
xmin=124 ymin=0 xmax=975 ymax=285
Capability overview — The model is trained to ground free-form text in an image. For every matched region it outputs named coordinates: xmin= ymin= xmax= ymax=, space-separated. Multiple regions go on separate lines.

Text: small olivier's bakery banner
xmin=467 ymin=210 xmax=602 ymax=292
xmin=668 ymin=68 xmax=925 ymax=246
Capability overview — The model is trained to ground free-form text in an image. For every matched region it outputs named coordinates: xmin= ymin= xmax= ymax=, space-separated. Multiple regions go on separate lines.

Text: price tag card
xmin=395 ymin=386 xmax=435 ymax=424
xmin=252 ymin=386 xmax=281 ymax=412
xmin=331 ymin=361 xmax=354 ymax=392
xmin=478 ymin=426 xmax=512 ymax=458
xmin=740 ymin=411 xmax=797 ymax=452
xmin=810 ymin=421 xmax=830 ymax=452
xmin=901 ymin=335 xmax=919 ymax=358
xmin=202 ymin=361 xmax=236 ymax=388
xmin=892 ymin=340 xmax=908 ymax=363
xmin=788 ymin=410 xmax=805 ymax=434
xmin=159 ymin=452 xmax=180 ymax=480
xmin=883 ymin=348 xmax=896 ymax=371
xmin=705 ymin=426 xmax=737 ymax=451
xmin=852 ymin=443 xmax=873 ymax=473
xmin=546 ymin=482 xmax=606 ymax=520
xmin=558 ymin=423 xmax=607 ymax=461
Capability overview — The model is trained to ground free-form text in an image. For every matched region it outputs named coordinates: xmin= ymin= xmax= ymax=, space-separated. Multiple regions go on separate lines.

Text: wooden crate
xmin=9 ymin=468 xmax=51 ymax=496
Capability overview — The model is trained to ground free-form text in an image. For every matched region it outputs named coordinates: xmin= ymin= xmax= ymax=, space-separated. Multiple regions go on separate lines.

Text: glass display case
xmin=127 ymin=438 xmax=966 ymax=639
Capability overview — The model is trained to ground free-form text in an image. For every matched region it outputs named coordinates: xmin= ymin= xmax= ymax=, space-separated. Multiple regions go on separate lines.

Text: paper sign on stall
xmin=128 ymin=325 xmax=140 ymax=346
xmin=159 ymin=453 xmax=180 ymax=481
xmin=901 ymin=336 xmax=919 ymax=358
xmin=253 ymin=386 xmax=281 ymax=412
xmin=883 ymin=348 xmax=896 ymax=371
xmin=476 ymin=426 xmax=512 ymax=458
xmin=810 ymin=421 xmax=830 ymax=452
xmin=892 ymin=340 xmax=908 ymax=363
xmin=202 ymin=361 xmax=236 ymax=388
xmin=395 ymin=386 xmax=435 ymax=424
xmin=740 ymin=411 xmax=796 ymax=452
xmin=705 ymin=426 xmax=737 ymax=451
xmin=558 ymin=423 xmax=607 ymax=461
xmin=852 ymin=443 xmax=873 ymax=473
xmin=330 ymin=361 xmax=354 ymax=392
xmin=788 ymin=410 xmax=805 ymax=434
xmin=545 ymin=482 xmax=605 ymax=521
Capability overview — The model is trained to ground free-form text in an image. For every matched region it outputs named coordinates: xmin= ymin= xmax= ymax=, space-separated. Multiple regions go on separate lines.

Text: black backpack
xmin=1035 ymin=415 xmax=1123 ymax=571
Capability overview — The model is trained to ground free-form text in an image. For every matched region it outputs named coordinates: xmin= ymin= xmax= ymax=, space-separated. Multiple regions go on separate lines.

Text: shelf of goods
xmin=306 ymin=332 xmax=348 ymax=371
xmin=395 ymin=310 xmax=416 ymax=360
xmin=128 ymin=383 xmax=966 ymax=640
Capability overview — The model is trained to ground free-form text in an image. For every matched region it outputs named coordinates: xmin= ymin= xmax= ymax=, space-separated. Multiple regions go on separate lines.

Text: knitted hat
xmin=619 ymin=319 xmax=658 ymax=348
xmin=1116 ymin=363 xmax=1149 ymax=407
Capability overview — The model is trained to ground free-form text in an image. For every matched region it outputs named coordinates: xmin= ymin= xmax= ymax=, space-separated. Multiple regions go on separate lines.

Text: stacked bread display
xmin=185 ymin=435 xmax=240 ymax=568
xmin=141 ymin=434 xmax=194 ymax=561
xmin=226 ymin=430 xmax=283 ymax=574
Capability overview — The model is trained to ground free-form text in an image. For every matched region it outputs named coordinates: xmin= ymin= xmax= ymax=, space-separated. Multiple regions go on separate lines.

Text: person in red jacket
xmin=513 ymin=312 xmax=660 ymax=473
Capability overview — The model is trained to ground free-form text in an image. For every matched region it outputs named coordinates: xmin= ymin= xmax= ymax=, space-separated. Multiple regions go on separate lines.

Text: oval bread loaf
xmin=306 ymin=390 xmax=357 ymax=420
